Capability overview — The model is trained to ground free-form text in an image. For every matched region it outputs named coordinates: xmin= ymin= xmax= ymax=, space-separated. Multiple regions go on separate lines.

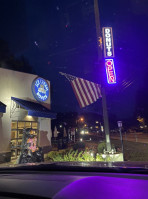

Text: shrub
xmin=52 ymin=153 xmax=64 ymax=161
xmin=77 ymin=151 xmax=84 ymax=161
xmin=81 ymin=151 xmax=95 ymax=161
xmin=105 ymin=155 xmax=112 ymax=162
xmin=73 ymin=141 xmax=85 ymax=151
xmin=47 ymin=150 xmax=66 ymax=161
xmin=47 ymin=151 xmax=58 ymax=160
xmin=96 ymin=153 xmax=104 ymax=161
xmin=63 ymin=149 xmax=92 ymax=161
xmin=97 ymin=142 xmax=107 ymax=153
xmin=97 ymin=141 xmax=115 ymax=153
xmin=63 ymin=149 xmax=78 ymax=161
xmin=46 ymin=149 xmax=102 ymax=162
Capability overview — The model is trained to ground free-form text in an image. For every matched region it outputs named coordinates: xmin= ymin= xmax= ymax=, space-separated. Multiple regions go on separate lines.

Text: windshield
xmin=0 ymin=0 xmax=147 ymax=168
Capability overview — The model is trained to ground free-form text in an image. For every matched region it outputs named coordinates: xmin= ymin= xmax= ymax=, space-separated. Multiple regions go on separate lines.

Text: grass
xmin=84 ymin=138 xmax=148 ymax=161
xmin=111 ymin=139 xmax=148 ymax=161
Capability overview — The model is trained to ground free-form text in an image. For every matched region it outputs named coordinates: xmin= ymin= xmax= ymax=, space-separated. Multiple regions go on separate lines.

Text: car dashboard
xmin=0 ymin=165 xmax=148 ymax=199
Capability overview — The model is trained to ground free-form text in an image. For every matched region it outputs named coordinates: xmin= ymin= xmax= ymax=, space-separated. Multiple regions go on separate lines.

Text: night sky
xmin=0 ymin=0 xmax=148 ymax=120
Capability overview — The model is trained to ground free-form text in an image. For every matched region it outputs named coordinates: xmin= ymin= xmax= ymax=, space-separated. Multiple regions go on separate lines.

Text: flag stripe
xmin=90 ymin=82 xmax=98 ymax=100
xmin=95 ymin=84 xmax=99 ymax=99
xmin=79 ymin=79 xmax=93 ymax=104
xmin=92 ymin=82 xmax=99 ymax=99
xmin=74 ymin=79 xmax=88 ymax=107
xmin=71 ymin=82 xmax=83 ymax=108
xmin=60 ymin=72 xmax=102 ymax=108
xmin=75 ymin=78 xmax=89 ymax=106
xmin=71 ymin=81 xmax=84 ymax=108
xmin=85 ymin=80 xmax=97 ymax=102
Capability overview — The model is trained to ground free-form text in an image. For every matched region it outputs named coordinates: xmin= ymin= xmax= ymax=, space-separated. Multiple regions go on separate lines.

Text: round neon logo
xmin=32 ymin=77 xmax=49 ymax=102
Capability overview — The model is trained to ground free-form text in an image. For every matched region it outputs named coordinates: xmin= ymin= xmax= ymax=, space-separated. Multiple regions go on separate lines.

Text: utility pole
xmin=94 ymin=0 xmax=111 ymax=152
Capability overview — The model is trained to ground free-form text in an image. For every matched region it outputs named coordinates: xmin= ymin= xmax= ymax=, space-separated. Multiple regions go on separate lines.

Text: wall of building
xmin=0 ymin=68 xmax=51 ymax=153
xmin=38 ymin=118 xmax=51 ymax=153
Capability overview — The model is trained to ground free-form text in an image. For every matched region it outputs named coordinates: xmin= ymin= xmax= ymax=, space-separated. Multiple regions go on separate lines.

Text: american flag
xmin=60 ymin=72 xmax=102 ymax=108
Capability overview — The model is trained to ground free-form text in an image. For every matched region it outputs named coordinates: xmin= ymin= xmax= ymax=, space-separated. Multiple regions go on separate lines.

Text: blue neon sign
xmin=105 ymin=59 xmax=116 ymax=84
xmin=32 ymin=77 xmax=49 ymax=102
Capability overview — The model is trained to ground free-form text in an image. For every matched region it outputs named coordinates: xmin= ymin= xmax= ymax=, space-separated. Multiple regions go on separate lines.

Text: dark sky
xmin=0 ymin=0 xmax=148 ymax=120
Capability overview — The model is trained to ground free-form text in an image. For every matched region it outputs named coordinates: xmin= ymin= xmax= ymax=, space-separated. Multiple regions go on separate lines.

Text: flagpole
xmin=94 ymin=0 xmax=111 ymax=152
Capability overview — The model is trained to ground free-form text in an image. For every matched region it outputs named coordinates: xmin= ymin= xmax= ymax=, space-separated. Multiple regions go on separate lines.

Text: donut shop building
xmin=0 ymin=68 xmax=56 ymax=161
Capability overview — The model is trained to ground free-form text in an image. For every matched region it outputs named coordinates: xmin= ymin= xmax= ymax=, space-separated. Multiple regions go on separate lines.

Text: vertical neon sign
xmin=102 ymin=27 xmax=116 ymax=84
xmin=105 ymin=59 xmax=116 ymax=84
xmin=102 ymin=27 xmax=114 ymax=58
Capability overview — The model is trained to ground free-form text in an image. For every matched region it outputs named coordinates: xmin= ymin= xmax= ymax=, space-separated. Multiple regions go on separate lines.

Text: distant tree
xmin=135 ymin=62 xmax=148 ymax=123
xmin=0 ymin=39 xmax=11 ymax=61
xmin=0 ymin=39 xmax=35 ymax=74
xmin=51 ymin=112 xmax=78 ymax=133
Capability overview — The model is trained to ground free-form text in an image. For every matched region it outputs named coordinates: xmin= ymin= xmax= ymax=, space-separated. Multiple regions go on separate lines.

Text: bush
xmin=63 ymin=149 xmax=78 ymax=161
xmin=47 ymin=151 xmax=59 ymax=161
xmin=97 ymin=142 xmax=107 ymax=153
xmin=81 ymin=151 xmax=95 ymax=161
xmin=96 ymin=153 xmax=104 ymax=161
xmin=73 ymin=142 xmax=85 ymax=151
xmin=97 ymin=141 xmax=115 ymax=153
xmin=47 ymin=150 xmax=67 ymax=161
xmin=46 ymin=149 xmax=101 ymax=162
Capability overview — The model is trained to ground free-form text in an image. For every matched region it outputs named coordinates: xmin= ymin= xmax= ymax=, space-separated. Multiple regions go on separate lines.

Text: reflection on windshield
xmin=0 ymin=0 xmax=148 ymax=167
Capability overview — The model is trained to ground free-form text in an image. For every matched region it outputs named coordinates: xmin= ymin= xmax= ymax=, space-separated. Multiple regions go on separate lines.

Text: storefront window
xmin=11 ymin=130 xmax=17 ymax=139
xmin=11 ymin=122 xmax=17 ymax=129
xmin=18 ymin=122 xmax=25 ymax=129
xmin=32 ymin=122 xmax=38 ymax=129
xmin=11 ymin=121 xmax=38 ymax=159
xmin=25 ymin=122 xmax=32 ymax=128
xmin=18 ymin=129 xmax=23 ymax=138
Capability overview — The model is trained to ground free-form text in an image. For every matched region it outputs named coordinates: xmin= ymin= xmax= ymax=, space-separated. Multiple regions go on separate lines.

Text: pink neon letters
xmin=105 ymin=59 xmax=116 ymax=84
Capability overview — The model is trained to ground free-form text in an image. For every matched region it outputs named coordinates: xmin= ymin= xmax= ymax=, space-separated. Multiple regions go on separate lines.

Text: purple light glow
xmin=53 ymin=175 xmax=148 ymax=199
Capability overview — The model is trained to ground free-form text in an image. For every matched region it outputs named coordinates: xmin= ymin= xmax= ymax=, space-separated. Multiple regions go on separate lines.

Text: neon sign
xmin=105 ymin=59 xmax=116 ymax=84
xmin=102 ymin=27 xmax=114 ymax=58
xmin=32 ymin=77 xmax=49 ymax=102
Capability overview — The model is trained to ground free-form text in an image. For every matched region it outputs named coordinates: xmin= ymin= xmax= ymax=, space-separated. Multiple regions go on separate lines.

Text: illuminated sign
xmin=32 ymin=77 xmax=49 ymax=102
xmin=105 ymin=59 xmax=116 ymax=84
xmin=102 ymin=27 xmax=114 ymax=58
xmin=117 ymin=121 xmax=122 ymax=128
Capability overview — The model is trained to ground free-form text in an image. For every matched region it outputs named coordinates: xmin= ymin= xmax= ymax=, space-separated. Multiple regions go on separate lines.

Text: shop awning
xmin=11 ymin=97 xmax=56 ymax=119
xmin=0 ymin=102 xmax=6 ymax=113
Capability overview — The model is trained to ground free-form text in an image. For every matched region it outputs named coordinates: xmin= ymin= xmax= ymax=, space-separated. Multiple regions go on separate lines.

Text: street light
xmin=80 ymin=117 xmax=84 ymax=122
xmin=80 ymin=130 xmax=85 ymax=135
xmin=101 ymin=126 xmax=104 ymax=132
